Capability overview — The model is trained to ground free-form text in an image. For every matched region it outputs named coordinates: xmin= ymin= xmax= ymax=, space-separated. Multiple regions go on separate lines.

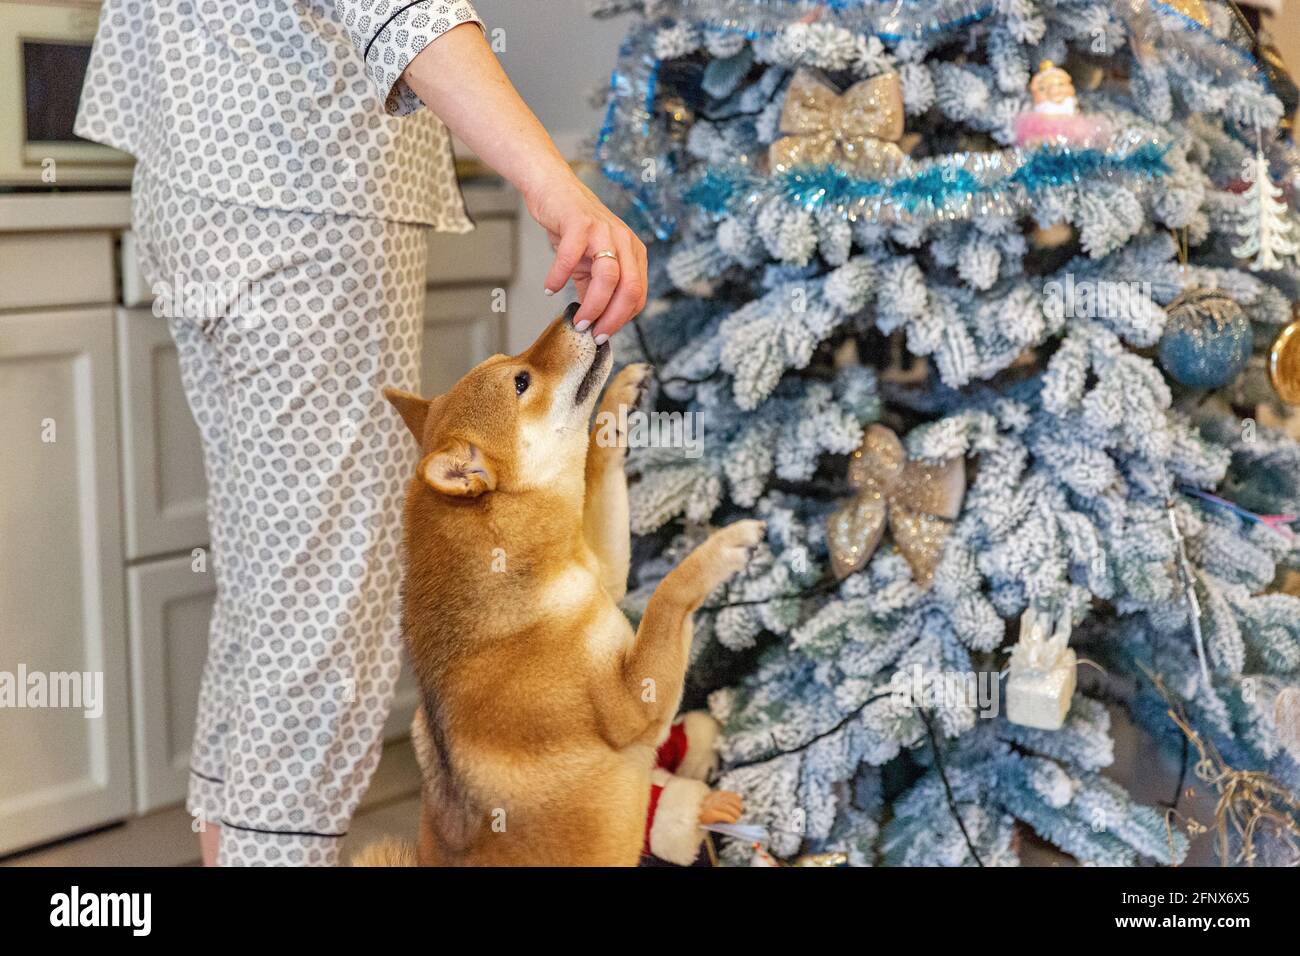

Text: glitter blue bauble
xmin=1157 ymin=288 xmax=1253 ymax=390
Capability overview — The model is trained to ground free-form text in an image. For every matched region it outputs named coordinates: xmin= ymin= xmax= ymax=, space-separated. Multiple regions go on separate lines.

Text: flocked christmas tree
xmin=591 ymin=0 xmax=1300 ymax=865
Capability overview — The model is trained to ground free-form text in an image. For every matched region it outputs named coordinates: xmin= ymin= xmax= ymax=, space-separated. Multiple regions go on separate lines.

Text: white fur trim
xmin=649 ymin=776 xmax=710 ymax=866
xmin=676 ymin=711 xmax=720 ymax=781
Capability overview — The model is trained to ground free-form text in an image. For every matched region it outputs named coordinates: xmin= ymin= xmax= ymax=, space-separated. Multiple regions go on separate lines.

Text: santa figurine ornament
xmin=640 ymin=711 xmax=744 ymax=866
xmin=1015 ymin=60 xmax=1112 ymax=149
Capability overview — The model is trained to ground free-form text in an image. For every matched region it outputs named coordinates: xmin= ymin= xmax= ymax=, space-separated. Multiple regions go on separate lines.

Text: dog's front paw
xmin=702 ymin=519 xmax=766 ymax=584
xmin=601 ymin=362 xmax=653 ymax=416
xmin=594 ymin=363 xmax=654 ymax=456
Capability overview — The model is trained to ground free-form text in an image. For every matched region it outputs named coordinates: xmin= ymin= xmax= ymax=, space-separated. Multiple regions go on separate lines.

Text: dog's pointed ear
xmin=383 ymin=387 xmax=433 ymax=441
xmin=419 ymin=440 xmax=497 ymax=498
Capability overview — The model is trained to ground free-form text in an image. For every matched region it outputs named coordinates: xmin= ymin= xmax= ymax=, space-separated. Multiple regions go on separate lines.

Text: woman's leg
xmin=168 ymin=315 xmax=240 ymax=865
xmin=138 ymin=175 xmax=427 ymax=865
xmin=132 ymin=171 xmax=240 ymax=863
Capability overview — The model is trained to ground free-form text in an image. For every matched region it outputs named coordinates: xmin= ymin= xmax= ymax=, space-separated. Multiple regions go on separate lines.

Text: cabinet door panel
xmin=116 ymin=308 xmax=209 ymax=560
xmin=126 ymin=555 xmax=215 ymax=812
xmin=0 ymin=307 xmax=132 ymax=856
xmin=425 ymin=218 xmax=515 ymax=287
xmin=420 ymin=287 xmax=505 ymax=394
xmin=0 ymin=234 xmax=115 ymax=310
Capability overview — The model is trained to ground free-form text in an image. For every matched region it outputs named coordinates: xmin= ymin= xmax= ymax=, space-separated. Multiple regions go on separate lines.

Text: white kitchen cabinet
xmin=425 ymin=217 xmax=515 ymax=285
xmin=116 ymin=307 xmax=210 ymax=560
xmin=125 ymin=555 xmax=216 ymax=813
xmin=0 ymin=233 xmax=115 ymax=311
xmin=0 ymin=307 xmax=133 ymax=856
xmin=420 ymin=286 xmax=507 ymax=394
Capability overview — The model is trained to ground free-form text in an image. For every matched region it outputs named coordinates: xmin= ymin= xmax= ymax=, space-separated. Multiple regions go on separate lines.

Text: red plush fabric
xmin=642 ymin=721 xmax=691 ymax=856
xmin=643 ymin=783 xmax=664 ymax=853
xmin=655 ymin=720 xmax=689 ymax=774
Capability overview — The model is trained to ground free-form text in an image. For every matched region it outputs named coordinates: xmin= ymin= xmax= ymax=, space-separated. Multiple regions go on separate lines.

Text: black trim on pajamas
xmin=220 ymin=821 xmax=347 ymax=840
xmin=363 ymin=0 xmax=432 ymax=62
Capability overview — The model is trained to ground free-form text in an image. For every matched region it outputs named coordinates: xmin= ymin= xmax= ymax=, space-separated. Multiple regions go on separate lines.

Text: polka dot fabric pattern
xmin=131 ymin=165 xmax=428 ymax=866
xmin=76 ymin=1 xmax=482 ymax=228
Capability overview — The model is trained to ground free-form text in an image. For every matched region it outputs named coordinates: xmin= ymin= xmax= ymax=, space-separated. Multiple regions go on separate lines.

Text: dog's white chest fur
xmin=539 ymin=562 xmax=633 ymax=659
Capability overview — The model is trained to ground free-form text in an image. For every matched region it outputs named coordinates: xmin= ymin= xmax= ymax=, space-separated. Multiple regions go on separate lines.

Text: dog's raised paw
xmin=603 ymin=362 xmax=653 ymax=413
xmin=708 ymin=519 xmax=766 ymax=579
xmin=596 ymin=363 xmax=655 ymax=456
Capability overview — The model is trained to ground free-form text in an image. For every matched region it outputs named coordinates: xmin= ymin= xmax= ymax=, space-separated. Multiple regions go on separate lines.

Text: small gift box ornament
xmin=1006 ymin=607 xmax=1077 ymax=731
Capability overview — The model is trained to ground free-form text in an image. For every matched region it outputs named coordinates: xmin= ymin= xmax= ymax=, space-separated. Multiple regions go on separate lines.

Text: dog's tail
xmin=350 ymin=838 xmax=419 ymax=867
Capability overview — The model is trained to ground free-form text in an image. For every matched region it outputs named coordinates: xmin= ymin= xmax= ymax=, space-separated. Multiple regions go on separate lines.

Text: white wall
xmin=468 ymin=1 xmax=634 ymax=351
xmin=474 ymin=0 xmax=628 ymax=142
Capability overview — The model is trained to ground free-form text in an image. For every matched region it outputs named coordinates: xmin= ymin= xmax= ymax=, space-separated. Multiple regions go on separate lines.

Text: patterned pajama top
xmin=76 ymin=0 xmax=483 ymax=229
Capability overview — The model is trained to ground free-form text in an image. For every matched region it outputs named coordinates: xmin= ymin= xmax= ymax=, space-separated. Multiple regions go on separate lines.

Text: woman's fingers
xmin=572 ymin=225 xmax=620 ymax=331
xmin=543 ymin=220 xmax=590 ymax=297
xmin=590 ymin=230 xmax=645 ymax=341
xmin=591 ymin=230 xmax=647 ymax=341
xmin=543 ymin=207 xmax=649 ymax=338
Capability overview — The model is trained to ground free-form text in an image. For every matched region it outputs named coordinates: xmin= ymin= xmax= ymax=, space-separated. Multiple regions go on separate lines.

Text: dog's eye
xmin=514 ymin=372 xmax=530 ymax=396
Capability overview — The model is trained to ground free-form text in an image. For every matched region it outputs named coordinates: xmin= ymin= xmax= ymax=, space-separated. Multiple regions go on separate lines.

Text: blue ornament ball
xmin=1157 ymin=288 xmax=1253 ymax=390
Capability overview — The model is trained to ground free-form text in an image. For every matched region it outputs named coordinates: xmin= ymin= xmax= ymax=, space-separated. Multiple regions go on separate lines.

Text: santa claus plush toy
xmin=641 ymin=711 xmax=744 ymax=866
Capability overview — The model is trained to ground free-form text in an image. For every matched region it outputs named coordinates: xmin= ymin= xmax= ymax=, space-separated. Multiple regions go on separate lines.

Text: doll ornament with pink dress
xmin=1014 ymin=60 xmax=1113 ymax=150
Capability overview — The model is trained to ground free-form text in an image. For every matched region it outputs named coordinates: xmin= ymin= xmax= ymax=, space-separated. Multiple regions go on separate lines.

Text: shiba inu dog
xmin=357 ymin=304 xmax=762 ymax=866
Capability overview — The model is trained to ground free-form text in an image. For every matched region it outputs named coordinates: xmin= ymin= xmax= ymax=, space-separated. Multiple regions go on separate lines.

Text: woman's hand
xmin=524 ymin=171 xmax=648 ymax=342
xmin=400 ymin=24 xmax=648 ymax=341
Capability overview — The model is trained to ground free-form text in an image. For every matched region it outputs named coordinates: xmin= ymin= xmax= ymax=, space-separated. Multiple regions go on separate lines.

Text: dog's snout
xmin=555 ymin=306 xmax=589 ymax=345
xmin=545 ymin=304 xmax=597 ymax=354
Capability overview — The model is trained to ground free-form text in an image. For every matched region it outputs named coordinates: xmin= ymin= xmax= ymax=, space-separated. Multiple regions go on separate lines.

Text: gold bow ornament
xmin=768 ymin=69 xmax=906 ymax=178
xmin=826 ymin=424 xmax=966 ymax=586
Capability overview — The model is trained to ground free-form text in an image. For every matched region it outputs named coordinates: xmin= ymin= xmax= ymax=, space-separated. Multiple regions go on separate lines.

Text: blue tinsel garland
xmin=685 ymin=139 xmax=1173 ymax=224
xmin=657 ymin=0 xmax=994 ymax=42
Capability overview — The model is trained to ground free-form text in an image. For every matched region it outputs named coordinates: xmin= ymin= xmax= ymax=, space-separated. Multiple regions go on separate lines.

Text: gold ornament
xmin=1030 ymin=221 xmax=1075 ymax=250
xmin=826 ymin=424 xmax=965 ymax=586
xmin=793 ymin=851 xmax=849 ymax=867
xmin=661 ymin=96 xmax=694 ymax=143
xmin=749 ymin=847 xmax=850 ymax=867
xmin=1269 ymin=316 xmax=1300 ymax=406
xmin=768 ymin=69 xmax=906 ymax=178
xmin=1162 ymin=0 xmax=1210 ymax=28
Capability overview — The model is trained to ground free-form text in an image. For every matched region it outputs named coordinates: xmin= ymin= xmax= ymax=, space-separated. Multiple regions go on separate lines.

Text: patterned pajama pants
xmin=131 ymin=166 xmax=428 ymax=866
